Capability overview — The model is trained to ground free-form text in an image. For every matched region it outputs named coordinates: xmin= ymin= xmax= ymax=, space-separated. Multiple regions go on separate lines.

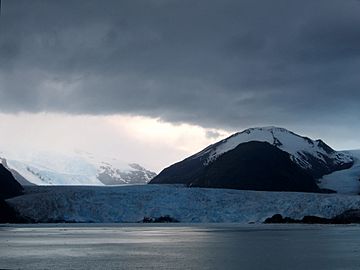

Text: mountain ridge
xmin=150 ymin=126 xmax=354 ymax=192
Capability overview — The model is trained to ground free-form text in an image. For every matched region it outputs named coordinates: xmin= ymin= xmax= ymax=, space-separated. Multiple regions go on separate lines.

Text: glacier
xmin=7 ymin=185 xmax=360 ymax=223
xmin=319 ymin=150 xmax=360 ymax=195
xmin=0 ymin=150 xmax=156 ymax=186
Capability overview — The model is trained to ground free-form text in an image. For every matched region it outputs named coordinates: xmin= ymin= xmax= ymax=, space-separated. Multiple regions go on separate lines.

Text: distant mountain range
xmin=150 ymin=127 xmax=358 ymax=193
xmin=0 ymin=151 xmax=156 ymax=186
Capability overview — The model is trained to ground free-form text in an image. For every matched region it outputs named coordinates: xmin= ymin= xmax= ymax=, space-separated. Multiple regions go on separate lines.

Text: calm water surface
xmin=1 ymin=224 xmax=360 ymax=270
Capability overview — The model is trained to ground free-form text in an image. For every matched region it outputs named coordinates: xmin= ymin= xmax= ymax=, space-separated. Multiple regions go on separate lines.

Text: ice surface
xmin=1 ymin=150 xmax=154 ymax=186
xmin=7 ymin=185 xmax=360 ymax=223
xmin=319 ymin=150 xmax=360 ymax=195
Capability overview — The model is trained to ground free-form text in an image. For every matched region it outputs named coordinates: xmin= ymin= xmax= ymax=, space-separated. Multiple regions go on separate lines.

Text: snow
xmin=5 ymin=155 xmax=103 ymax=186
xmin=7 ymin=185 xmax=360 ymax=223
xmin=319 ymin=150 xmax=360 ymax=195
xmin=200 ymin=127 xmax=353 ymax=169
xmin=1 ymin=150 xmax=155 ymax=186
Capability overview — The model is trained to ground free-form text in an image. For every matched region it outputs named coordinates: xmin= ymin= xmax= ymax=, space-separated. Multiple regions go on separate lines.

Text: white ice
xmin=7 ymin=185 xmax=360 ymax=223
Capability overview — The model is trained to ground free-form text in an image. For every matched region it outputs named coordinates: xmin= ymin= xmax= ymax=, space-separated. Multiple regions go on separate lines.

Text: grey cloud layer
xmin=0 ymin=0 xmax=360 ymax=128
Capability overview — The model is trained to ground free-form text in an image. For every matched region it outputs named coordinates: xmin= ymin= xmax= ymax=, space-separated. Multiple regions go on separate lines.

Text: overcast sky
xmin=0 ymin=0 xmax=359 ymax=171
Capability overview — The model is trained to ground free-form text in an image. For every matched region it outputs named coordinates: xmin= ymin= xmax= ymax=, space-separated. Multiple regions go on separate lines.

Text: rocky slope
xmin=190 ymin=141 xmax=319 ymax=192
xmin=0 ymin=164 xmax=23 ymax=199
xmin=0 ymin=164 xmax=25 ymax=223
xmin=0 ymin=158 xmax=34 ymax=186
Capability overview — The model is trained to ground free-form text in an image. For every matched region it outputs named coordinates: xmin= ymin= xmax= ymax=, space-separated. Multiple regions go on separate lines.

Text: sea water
xmin=1 ymin=224 xmax=360 ymax=270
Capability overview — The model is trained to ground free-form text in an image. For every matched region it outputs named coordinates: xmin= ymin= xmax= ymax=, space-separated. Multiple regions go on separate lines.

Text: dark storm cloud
xmin=205 ymin=130 xmax=222 ymax=139
xmin=0 ymin=0 xmax=360 ymax=129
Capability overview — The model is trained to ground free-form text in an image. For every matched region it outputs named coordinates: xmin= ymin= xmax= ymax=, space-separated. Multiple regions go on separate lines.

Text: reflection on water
xmin=1 ymin=224 xmax=360 ymax=270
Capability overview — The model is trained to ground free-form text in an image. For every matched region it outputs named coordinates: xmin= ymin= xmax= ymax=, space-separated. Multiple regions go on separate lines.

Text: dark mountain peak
xmin=0 ymin=164 xmax=23 ymax=199
xmin=191 ymin=141 xmax=319 ymax=192
xmin=150 ymin=127 xmax=354 ymax=192
xmin=315 ymin=139 xmax=335 ymax=154
xmin=202 ymin=126 xmax=352 ymax=175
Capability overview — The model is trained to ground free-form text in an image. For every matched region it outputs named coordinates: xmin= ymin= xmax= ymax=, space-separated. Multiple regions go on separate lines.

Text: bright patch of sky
xmin=0 ymin=113 xmax=229 ymax=172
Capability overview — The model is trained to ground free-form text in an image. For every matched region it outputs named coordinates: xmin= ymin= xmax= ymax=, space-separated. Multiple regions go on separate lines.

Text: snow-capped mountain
xmin=0 ymin=151 xmax=156 ymax=186
xmin=196 ymin=127 xmax=353 ymax=177
xmin=97 ymin=162 xmax=156 ymax=185
xmin=150 ymin=127 xmax=355 ymax=193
